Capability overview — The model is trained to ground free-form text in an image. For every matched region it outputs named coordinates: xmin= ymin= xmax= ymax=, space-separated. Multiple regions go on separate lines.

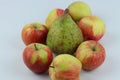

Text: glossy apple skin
xmin=49 ymin=54 xmax=82 ymax=80
xmin=76 ymin=40 xmax=105 ymax=71
xmin=77 ymin=16 xmax=105 ymax=41
xmin=46 ymin=8 xmax=64 ymax=29
xmin=23 ymin=43 xmax=53 ymax=73
xmin=68 ymin=1 xmax=91 ymax=21
xmin=22 ymin=23 xmax=48 ymax=45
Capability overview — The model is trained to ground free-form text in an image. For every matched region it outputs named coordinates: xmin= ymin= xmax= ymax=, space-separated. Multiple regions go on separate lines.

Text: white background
xmin=0 ymin=0 xmax=120 ymax=80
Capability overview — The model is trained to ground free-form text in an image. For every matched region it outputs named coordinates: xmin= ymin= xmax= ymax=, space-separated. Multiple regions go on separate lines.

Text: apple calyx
xmin=34 ymin=44 xmax=39 ymax=51
xmin=92 ymin=46 xmax=98 ymax=52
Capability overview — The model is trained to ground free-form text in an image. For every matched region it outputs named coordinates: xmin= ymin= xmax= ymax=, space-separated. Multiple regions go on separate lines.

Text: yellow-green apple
xmin=68 ymin=1 xmax=92 ymax=21
xmin=21 ymin=23 xmax=48 ymax=45
xmin=75 ymin=40 xmax=105 ymax=71
xmin=23 ymin=43 xmax=53 ymax=73
xmin=78 ymin=16 xmax=105 ymax=41
xmin=49 ymin=54 xmax=82 ymax=80
xmin=46 ymin=8 xmax=64 ymax=29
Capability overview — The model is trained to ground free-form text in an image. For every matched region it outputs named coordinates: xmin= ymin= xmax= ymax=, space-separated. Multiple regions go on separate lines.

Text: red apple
xmin=49 ymin=54 xmax=82 ymax=80
xmin=46 ymin=8 xmax=64 ymax=29
xmin=23 ymin=43 xmax=53 ymax=73
xmin=68 ymin=1 xmax=92 ymax=21
xmin=21 ymin=23 xmax=48 ymax=45
xmin=75 ymin=40 xmax=105 ymax=71
xmin=77 ymin=16 xmax=105 ymax=41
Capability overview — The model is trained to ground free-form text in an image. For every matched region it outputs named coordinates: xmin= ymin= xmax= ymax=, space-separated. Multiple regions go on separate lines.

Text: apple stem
xmin=34 ymin=44 xmax=38 ymax=50
xmin=49 ymin=65 xmax=54 ymax=68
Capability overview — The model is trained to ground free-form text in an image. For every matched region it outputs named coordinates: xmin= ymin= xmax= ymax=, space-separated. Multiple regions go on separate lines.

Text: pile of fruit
xmin=21 ymin=1 xmax=106 ymax=80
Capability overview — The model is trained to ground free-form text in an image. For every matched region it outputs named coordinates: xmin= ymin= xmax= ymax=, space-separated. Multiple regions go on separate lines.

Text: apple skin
xmin=77 ymin=16 xmax=105 ymax=41
xmin=49 ymin=54 xmax=82 ymax=80
xmin=75 ymin=40 xmax=105 ymax=71
xmin=22 ymin=23 xmax=48 ymax=45
xmin=68 ymin=1 xmax=92 ymax=21
xmin=46 ymin=8 xmax=64 ymax=29
xmin=23 ymin=43 xmax=53 ymax=73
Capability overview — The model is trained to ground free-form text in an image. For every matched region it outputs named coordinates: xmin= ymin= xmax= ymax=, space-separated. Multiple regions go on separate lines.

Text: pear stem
xmin=64 ymin=9 xmax=69 ymax=14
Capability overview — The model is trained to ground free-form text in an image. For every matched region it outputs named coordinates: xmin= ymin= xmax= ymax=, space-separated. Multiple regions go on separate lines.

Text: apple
xmin=75 ymin=40 xmax=105 ymax=71
xmin=23 ymin=43 xmax=53 ymax=73
xmin=21 ymin=23 xmax=48 ymax=45
xmin=46 ymin=8 xmax=64 ymax=29
xmin=49 ymin=54 xmax=82 ymax=80
xmin=77 ymin=16 xmax=105 ymax=41
xmin=68 ymin=1 xmax=92 ymax=21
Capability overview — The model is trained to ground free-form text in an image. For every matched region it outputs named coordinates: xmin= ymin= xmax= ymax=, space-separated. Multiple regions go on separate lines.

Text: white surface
xmin=0 ymin=0 xmax=120 ymax=80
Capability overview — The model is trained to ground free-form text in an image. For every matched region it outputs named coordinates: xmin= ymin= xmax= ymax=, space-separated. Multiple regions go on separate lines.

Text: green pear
xmin=46 ymin=10 xmax=83 ymax=54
